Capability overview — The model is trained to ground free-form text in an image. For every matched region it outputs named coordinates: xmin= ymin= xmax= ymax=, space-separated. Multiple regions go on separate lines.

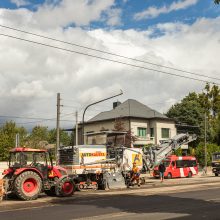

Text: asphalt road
xmin=0 ymin=182 xmax=220 ymax=220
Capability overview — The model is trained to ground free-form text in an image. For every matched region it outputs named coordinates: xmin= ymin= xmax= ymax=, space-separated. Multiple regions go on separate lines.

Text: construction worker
xmin=131 ymin=162 xmax=140 ymax=187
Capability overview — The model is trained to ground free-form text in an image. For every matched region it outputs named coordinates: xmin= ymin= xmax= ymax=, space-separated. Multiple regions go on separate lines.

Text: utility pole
xmin=75 ymin=111 xmax=78 ymax=146
xmin=204 ymin=112 xmax=207 ymax=175
xmin=56 ymin=93 xmax=61 ymax=165
xmin=15 ymin=133 xmax=19 ymax=148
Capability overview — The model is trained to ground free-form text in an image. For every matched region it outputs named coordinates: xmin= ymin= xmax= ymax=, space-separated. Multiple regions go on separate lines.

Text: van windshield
xmin=162 ymin=160 xmax=171 ymax=167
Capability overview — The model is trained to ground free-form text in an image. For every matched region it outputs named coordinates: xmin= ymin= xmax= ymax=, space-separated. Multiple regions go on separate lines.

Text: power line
xmin=0 ymin=33 xmax=219 ymax=86
xmin=0 ymin=24 xmax=219 ymax=82
xmin=0 ymin=115 xmax=74 ymax=123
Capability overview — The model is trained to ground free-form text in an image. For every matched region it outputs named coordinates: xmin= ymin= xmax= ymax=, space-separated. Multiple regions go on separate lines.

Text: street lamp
xmin=81 ymin=90 xmax=123 ymax=144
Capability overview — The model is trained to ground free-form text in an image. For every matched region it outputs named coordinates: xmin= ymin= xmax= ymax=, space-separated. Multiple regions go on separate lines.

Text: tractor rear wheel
xmin=55 ymin=177 xmax=74 ymax=197
xmin=14 ymin=171 xmax=42 ymax=201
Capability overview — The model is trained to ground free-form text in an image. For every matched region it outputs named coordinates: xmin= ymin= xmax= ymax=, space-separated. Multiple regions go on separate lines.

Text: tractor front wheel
xmin=14 ymin=171 xmax=42 ymax=201
xmin=55 ymin=177 xmax=74 ymax=197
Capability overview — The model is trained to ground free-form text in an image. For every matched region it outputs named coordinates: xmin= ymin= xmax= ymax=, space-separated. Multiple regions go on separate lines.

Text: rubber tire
xmin=188 ymin=171 xmax=192 ymax=178
xmin=167 ymin=173 xmax=172 ymax=179
xmin=215 ymin=173 xmax=219 ymax=177
xmin=45 ymin=186 xmax=56 ymax=196
xmin=55 ymin=177 xmax=75 ymax=197
xmin=14 ymin=171 xmax=42 ymax=201
xmin=3 ymin=175 xmax=18 ymax=199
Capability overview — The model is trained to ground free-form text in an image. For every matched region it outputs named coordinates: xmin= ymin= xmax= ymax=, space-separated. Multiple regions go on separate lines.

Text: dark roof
xmin=88 ymin=99 xmax=169 ymax=123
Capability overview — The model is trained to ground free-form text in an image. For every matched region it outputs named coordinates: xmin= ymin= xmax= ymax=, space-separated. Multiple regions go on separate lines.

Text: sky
xmin=0 ymin=0 xmax=220 ymax=130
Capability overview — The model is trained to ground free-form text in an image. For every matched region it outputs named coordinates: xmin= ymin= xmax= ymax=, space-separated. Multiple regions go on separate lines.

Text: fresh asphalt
xmin=0 ymin=176 xmax=219 ymax=220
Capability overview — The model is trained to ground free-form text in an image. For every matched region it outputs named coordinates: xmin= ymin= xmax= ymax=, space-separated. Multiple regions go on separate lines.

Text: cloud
xmin=106 ymin=8 xmax=122 ymax=26
xmin=10 ymin=0 xmax=30 ymax=7
xmin=0 ymin=3 xmax=220 ymax=128
xmin=11 ymin=81 xmax=53 ymax=98
xmin=134 ymin=0 xmax=198 ymax=20
xmin=33 ymin=0 xmax=115 ymax=29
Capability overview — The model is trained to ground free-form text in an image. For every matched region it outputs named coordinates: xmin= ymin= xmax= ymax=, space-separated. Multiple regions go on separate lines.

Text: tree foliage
xmin=166 ymin=84 xmax=220 ymax=166
xmin=0 ymin=122 xmax=71 ymax=161
xmin=195 ymin=143 xmax=220 ymax=166
xmin=167 ymin=84 xmax=220 ymax=143
xmin=0 ymin=121 xmax=27 ymax=161
xmin=214 ymin=0 xmax=220 ymax=4
xmin=48 ymin=129 xmax=71 ymax=146
xmin=166 ymin=92 xmax=204 ymax=126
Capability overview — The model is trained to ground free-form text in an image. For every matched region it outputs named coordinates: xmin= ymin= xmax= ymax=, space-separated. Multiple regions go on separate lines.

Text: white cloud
xmin=10 ymin=0 xmax=30 ymax=7
xmin=11 ymin=81 xmax=52 ymax=98
xmin=134 ymin=0 xmax=198 ymax=20
xmin=106 ymin=8 xmax=122 ymax=26
xmin=33 ymin=0 xmax=115 ymax=29
xmin=0 ymin=3 xmax=220 ymax=128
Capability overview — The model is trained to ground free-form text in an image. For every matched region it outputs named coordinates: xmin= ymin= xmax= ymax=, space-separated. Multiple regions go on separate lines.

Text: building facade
xmin=81 ymin=99 xmax=177 ymax=147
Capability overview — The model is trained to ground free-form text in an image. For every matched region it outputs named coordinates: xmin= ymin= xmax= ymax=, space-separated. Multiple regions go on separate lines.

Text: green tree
xmin=26 ymin=126 xmax=49 ymax=148
xmin=48 ymin=129 xmax=71 ymax=146
xmin=0 ymin=121 xmax=27 ymax=161
xmin=214 ymin=0 xmax=220 ymax=4
xmin=199 ymin=84 xmax=220 ymax=143
xmin=166 ymin=92 xmax=204 ymax=136
xmin=195 ymin=143 xmax=220 ymax=166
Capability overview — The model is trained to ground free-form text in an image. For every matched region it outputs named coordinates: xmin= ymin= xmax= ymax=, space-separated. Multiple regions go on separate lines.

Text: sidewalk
xmin=140 ymin=170 xmax=219 ymax=187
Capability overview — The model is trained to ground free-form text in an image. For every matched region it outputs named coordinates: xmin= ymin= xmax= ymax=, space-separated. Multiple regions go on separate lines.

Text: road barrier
xmin=0 ymin=179 xmax=5 ymax=201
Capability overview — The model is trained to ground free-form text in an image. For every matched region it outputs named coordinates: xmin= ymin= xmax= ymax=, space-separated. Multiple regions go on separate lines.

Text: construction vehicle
xmin=59 ymin=133 xmax=196 ymax=189
xmin=2 ymin=147 xmax=75 ymax=201
xmin=211 ymin=152 xmax=220 ymax=176
xmin=59 ymin=144 xmax=143 ymax=190
xmin=142 ymin=133 xmax=197 ymax=171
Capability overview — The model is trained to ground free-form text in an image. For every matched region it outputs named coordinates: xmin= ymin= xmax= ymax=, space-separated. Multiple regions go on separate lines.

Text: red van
xmin=153 ymin=155 xmax=198 ymax=179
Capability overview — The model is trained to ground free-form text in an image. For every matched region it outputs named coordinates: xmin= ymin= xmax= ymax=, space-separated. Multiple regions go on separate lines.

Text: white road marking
xmin=73 ymin=212 xmax=190 ymax=220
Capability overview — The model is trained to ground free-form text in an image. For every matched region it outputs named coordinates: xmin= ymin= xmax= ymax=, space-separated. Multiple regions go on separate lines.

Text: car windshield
xmin=162 ymin=160 xmax=171 ymax=167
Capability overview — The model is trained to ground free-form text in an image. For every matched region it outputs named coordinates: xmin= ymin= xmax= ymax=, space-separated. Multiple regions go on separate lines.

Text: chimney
xmin=113 ymin=101 xmax=121 ymax=109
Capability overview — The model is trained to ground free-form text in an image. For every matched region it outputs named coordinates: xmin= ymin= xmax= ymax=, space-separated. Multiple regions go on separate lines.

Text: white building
xmin=81 ymin=99 xmax=177 ymax=147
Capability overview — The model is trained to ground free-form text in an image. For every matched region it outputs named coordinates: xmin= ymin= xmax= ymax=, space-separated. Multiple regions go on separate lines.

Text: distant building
xmin=78 ymin=99 xmax=176 ymax=147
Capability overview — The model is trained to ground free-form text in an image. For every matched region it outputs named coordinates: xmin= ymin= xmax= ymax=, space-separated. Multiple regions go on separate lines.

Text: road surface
xmin=0 ymin=181 xmax=219 ymax=220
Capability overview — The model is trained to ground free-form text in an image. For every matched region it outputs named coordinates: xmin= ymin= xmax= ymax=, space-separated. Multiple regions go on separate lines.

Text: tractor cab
xmin=6 ymin=148 xmax=52 ymax=179
xmin=10 ymin=148 xmax=51 ymax=166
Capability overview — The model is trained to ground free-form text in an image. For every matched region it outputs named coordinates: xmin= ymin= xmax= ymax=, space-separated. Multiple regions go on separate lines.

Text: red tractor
xmin=3 ymin=147 xmax=75 ymax=201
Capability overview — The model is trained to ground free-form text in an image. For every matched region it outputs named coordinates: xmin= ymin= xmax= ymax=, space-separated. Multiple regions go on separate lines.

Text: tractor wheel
xmin=3 ymin=175 xmax=17 ymax=199
xmin=45 ymin=186 xmax=56 ymax=196
xmin=14 ymin=171 xmax=42 ymax=201
xmin=55 ymin=177 xmax=74 ymax=197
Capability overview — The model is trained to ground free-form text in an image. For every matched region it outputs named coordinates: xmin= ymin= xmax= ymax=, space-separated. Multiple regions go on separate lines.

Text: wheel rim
xmin=23 ymin=178 xmax=38 ymax=193
xmin=62 ymin=181 xmax=73 ymax=194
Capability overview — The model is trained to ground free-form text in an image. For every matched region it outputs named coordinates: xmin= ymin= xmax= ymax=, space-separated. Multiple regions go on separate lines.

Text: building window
xmin=137 ymin=127 xmax=147 ymax=137
xmin=161 ymin=128 xmax=170 ymax=138
xmin=150 ymin=128 xmax=154 ymax=138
